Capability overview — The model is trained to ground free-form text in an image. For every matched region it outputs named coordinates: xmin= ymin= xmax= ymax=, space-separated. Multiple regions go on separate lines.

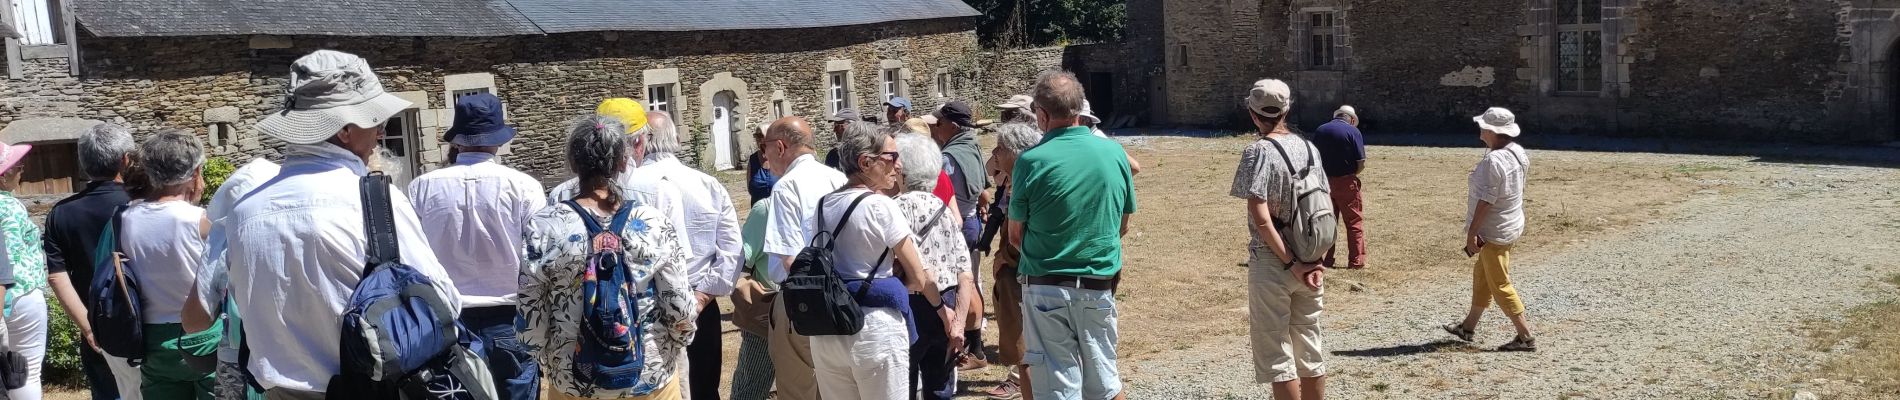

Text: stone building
xmin=0 ymin=0 xmax=984 ymax=194
xmin=1121 ymin=0 xmax=1900 ymax=144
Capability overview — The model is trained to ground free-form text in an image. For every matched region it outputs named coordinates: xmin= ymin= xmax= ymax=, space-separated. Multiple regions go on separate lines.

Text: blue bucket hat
xmin=884 ymin=96 xmax=913 ymax=111
xmin=444 ymin=93 xmax=516 ymax=147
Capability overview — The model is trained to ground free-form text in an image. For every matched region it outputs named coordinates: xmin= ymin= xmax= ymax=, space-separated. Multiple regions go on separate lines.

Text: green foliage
xmin=966 ymin=0 xmax=1126 ymax=48
xmin=199 ymin=157 xmax=237 ymax=205
xmin=45 ymin=302 xmax=87 ymax=388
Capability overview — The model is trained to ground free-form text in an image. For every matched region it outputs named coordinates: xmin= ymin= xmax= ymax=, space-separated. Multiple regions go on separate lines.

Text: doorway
xmin=711 ymin=91 xmax=739 ymax=170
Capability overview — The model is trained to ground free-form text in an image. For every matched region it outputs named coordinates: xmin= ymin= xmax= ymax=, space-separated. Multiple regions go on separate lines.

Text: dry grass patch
xmin=1805 ymin=274 xmax=1900 ymax=394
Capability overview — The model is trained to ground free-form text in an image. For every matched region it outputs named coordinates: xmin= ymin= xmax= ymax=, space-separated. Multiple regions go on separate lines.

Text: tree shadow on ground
xmin=1330 ymin=339 xmax=1474 ymax=357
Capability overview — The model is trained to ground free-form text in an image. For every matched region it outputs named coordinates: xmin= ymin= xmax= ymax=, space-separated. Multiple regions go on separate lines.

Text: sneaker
xmin=958 ymin=353 xmax=991 ymax=371
xmin=1441 ymin=323 xmax=1475 ymax=342
xmin=1497 ymin=336 xmax=1537 ymax=352
xmin=986 ymin=378 xmax=1022 ymax=399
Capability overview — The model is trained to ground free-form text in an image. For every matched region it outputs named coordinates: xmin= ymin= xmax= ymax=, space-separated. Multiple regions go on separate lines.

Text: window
xmin=646 ymin=84 xmax=676 ymax=115
xmin=1555 ymin=0 xmax=1602 ymax=93
xmin=1306 ymin=12 xmax=1339 ymax=69
xmin=935 ymin=73 xmax=950 ymax=98
xmin=1177 ymin=45 xmax=1189 ymax=66
xmin=828 ymin=71 xmax=851 ymax=115
xmin=882 ymin=68 xmax=904 ymax=101
xmin=452 ymin=88 xmax=490 ymax=99
xmin=208 ymin=123 xmax=235 ymax=147
xmin=772 ymin=99 xmax=786 ymax=119
xmin=9 ymin=0 xmax=66 ymax=45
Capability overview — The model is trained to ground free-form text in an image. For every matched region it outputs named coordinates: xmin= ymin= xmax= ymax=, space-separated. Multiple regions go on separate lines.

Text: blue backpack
xmin=329 ymin=172 xmax=496 ymax=400
xmin=562 ymin=200 xmax=658 ymax=393
xmin=88 ymin=206 xmax=145 ymax=360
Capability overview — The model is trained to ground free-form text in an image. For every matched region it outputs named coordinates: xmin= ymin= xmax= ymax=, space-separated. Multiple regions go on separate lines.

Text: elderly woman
xmin=807 ymin=121 xmax=948 ymax=400
xmin=520 ymin=115 xmax=695 ymax=400
xmin=1442 ymin=107 xmax=1537 ymax=352
xmin=978 ymin=122 xmax=1042 ymax=399
xmin=888 ymin=128 xmax=976 ymax=400
xmin=0 ymin=138 xmax=43 ymax=400
xmin=115 ymin=130 xmax=215 ymax=400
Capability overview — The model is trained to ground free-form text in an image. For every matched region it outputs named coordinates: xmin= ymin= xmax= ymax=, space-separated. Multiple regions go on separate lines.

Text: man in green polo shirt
xmin=1006 ymin=71 xmax=1136 ymax=400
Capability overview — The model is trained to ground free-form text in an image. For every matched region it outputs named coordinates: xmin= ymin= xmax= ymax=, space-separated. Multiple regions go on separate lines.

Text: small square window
xmin=646 ymin=84 xmax=676 ymax=115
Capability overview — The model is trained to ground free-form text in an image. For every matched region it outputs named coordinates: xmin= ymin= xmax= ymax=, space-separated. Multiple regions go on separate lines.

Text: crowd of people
xmin=0 ymin=47 xmax=1543 ymax=400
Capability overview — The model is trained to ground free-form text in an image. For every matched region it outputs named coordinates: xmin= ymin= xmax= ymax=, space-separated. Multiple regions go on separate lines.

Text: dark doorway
xmin=1084 ymin=72 xmax=1116 ymax=120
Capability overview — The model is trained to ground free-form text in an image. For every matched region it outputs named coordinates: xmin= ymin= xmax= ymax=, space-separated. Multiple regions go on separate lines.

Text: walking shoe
xmin=1441 ymin=323 xmax=1475 ymax=342
xmin=985 ymin=378 xmax=1022 ymax=399
xmin=1497 ymin=336 xmax=1537 ymax=352
xmin=958 ymin=353 xmax=991 ymax=371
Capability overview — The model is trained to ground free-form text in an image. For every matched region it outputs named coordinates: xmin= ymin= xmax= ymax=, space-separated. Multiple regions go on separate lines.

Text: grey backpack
xmin=1266 ymin=138 xmax=1337 ymax=265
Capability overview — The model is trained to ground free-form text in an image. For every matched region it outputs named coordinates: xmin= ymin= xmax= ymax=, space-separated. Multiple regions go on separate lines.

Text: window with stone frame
xmin=1555 ymin=0 xmax=1603 ymax=93
xmin=828 ymin=71 xmax=851 ymax=115
xmin=1303 ymin=11 xmax=1341 ymax=70
xmin=646 ymin=84 xmax=676 ymax=116
xmin=935 ymin=73 xmax=951 ymax=98
xmin=208 ymin=123 xmax=234 ymax=147
xmin=882 ymin=68 xmax=905 ymax=101
xmin=772 ymin=99 xmax=785 ymax=119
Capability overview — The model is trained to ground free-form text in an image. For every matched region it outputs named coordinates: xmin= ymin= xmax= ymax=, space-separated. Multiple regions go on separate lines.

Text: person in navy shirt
xmin=1310 ymin=105 xmax=1368 ymax=269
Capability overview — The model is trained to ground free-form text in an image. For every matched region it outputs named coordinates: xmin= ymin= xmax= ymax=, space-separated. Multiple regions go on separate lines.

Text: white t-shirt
xmin=119 ymin=199 xmax=207 ymax=324
xmin=762 ymin=154 xmax=847 ymax=282
xmin=803 ymin=188 xmax=911 ymax=280
xmin=1467 ymin=143 xmax=1530 ymax=245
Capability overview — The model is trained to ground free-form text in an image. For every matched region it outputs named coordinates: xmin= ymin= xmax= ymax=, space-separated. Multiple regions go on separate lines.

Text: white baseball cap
xmin=256 ymin=50 xmax=413 ymax=145
xmin=1246 ymin=79 xmax=1292 ymax=118
xmin=1473 ymin=107 xmax=1522 ymax=137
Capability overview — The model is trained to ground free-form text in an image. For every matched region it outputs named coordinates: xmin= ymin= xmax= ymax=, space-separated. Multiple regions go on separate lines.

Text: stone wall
xmin=967 ymin=46 xmax=1063 ymax=117
xmin=1133 ymin=0 xmax=1896 ymax=142
xmin=0 ymin=19 xmax=987 ymax=186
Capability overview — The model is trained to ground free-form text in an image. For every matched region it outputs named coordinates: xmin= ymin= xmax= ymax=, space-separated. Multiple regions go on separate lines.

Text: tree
xmin=968 ymin=0 xmax=1127 ymax=48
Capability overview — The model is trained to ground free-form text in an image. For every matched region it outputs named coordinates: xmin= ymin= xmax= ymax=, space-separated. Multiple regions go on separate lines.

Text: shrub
xmin=199 ymin=157 xmax=237 ymax=204
xmin=45 ymin=302 xmax=87 ymax=388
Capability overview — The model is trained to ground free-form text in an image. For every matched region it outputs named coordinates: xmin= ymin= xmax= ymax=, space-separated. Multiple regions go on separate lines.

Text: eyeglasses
xmin=869 ymin=152 xmax=900 ymax=162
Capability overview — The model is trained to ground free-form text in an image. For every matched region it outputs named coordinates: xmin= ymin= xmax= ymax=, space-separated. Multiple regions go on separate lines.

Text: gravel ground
xmin=1122 ymin=157 xmax=1900 ymax=399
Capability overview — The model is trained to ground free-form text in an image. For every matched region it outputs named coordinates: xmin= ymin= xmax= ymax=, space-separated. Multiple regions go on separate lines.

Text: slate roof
xmin=72 ymin=0 xmax=979 ymax=37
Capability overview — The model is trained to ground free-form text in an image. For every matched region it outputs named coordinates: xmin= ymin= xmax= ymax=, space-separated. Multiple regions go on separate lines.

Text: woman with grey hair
xmin=977 ymin=122 xmax=1043 ymax=399
xmin=890 ymin=132 xmax=976 ymax=400
xmin=520 ymin=115 xmax=696 ymax=399
xmin=115 ymin=129 xmax=215 ymax=399
xmin=807 ymin=121 xmax=947 ymax=400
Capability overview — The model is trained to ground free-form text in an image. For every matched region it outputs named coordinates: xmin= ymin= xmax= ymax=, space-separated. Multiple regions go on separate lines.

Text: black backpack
xmin=781 ymin=192 xmax=892 ymax=336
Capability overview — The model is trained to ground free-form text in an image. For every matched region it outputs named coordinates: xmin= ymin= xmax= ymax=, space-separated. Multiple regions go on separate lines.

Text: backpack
xmin=561 ymin=199 xmax=662 ymax=393
xmin=1266 ymin=137 xmax=1338 ymax=265
xmin=329 ymin=172 xmax=498 ymax=400
xmin=781 ymin=192 xmax=891 ymax=337
xmin=88 ymin=205 xmax=145 ymax=360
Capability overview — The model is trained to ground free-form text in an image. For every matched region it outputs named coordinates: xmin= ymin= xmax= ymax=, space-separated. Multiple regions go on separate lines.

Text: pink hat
xmin=0 ymin=142 xmax=31 ymax=174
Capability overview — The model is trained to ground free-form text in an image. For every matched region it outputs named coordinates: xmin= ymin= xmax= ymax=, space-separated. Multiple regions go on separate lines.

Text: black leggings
xmin=687 ymin=305 xmax=723 ymax=400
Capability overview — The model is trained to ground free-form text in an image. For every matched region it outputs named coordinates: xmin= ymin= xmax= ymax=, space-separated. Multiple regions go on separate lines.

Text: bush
xmin=45 ymin=301 xmax=87 ymax=388
xmin=199 ymin=157 xmax=237 ymax=205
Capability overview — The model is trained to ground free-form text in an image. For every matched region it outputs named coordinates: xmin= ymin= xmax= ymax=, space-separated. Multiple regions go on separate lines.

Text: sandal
xmin=1497 ymin=336 xmax=1537 ymax=352
xmin=1441 ymin=323 xmax=1475 ymax=342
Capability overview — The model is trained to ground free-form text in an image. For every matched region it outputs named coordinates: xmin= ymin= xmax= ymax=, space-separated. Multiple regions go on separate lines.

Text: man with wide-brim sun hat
xmin=1442 ymin=106 xmax=1538 ymax=352
xmin=224 ymin=49 xmax=463 ymax=398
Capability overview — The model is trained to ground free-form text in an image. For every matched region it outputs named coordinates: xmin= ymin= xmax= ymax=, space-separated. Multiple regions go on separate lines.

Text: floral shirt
xmin=894 ymin=192 xmax=970 ymax=292
xmin=0 ymin=193 xmax=46 ymax=303
xmin=519 ymin=200 xmax=695 ymax=398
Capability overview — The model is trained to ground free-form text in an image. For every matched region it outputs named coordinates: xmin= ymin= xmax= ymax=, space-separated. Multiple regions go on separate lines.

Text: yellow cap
xmin=596 ymin=98 xmax=651 ymax=135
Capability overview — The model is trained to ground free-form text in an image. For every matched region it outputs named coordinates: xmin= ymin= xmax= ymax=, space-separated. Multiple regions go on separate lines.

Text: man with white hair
xmin=42 ymin=123 xmax=140 ymax=400
xmin=639 ymin=111 xmax=742 ymax=400
xmin=1311 ymin=105 xmax=1367 ymax=270
xmin=407 ymin=92 xmax=547 ymax=400
xmin=225 ymin=50 xmax=461 ymax=398
xmin=547 ymin=99 xmax=693 ymax=264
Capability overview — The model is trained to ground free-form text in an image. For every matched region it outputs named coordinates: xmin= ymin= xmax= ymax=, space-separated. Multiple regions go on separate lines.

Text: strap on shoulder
xmin=562 ymin=200 xmax=604 ymax=235
xmin=916 ymin=202 xmax=951 ymax=237
xmin=1265 ymin=137 xmax=1307 ymax=179
xmin=359 ymin=172 xmax=399 ymax=273
xmin=606 ymin=200 xmax=638 ymax=234
xmin=822 ymin=192 xmax=876 ymax=250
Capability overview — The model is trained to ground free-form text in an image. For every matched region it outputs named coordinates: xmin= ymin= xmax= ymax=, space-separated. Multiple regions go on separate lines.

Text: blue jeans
xmin=1022 ymin=282 xmax=1122 ymax=400
xmin=461 ymin=306 xmax=539 ymax=400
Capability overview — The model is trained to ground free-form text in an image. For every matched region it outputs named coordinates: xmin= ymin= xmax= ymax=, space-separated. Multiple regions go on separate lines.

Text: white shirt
xmin=196 ymin=158 xmax=280 ymax=363
xmin=641 ymin=154 xmax=743 ymax=296
xmin=225 ymin=142 xmax=461 ymax=392
xmin=547 ymin=160 xmax=693 ymax=257
xmin=762 ymin=154 xmax=847 ymax=282
xmin=408 ymin=152 xmax=547 ymax=307
xmin=119 ymin=199 xmax=206 ymax=324
xmin=804 ymin=188 xmax=910 ymax=280
xmin=1467 ymin=143 xmax=1530 ymax=246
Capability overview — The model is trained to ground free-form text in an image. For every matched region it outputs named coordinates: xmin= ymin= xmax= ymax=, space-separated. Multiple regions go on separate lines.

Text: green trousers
xmin=142 ymin=323 xmax=215 ymax=400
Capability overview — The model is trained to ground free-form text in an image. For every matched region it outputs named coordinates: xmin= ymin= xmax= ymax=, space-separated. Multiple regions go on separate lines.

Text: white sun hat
xmin=1245 ymin=79 xmax=1292 ymax=118
xmin=1472 ymin=107 xmax=1522 ymax=137
xmin=256 ymin=50 xmax=413 ymax=145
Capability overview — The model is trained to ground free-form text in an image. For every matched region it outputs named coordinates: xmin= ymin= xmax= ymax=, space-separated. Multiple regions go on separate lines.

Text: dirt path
xmin=1123 ymin=158 xmax=1900 ymax=398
